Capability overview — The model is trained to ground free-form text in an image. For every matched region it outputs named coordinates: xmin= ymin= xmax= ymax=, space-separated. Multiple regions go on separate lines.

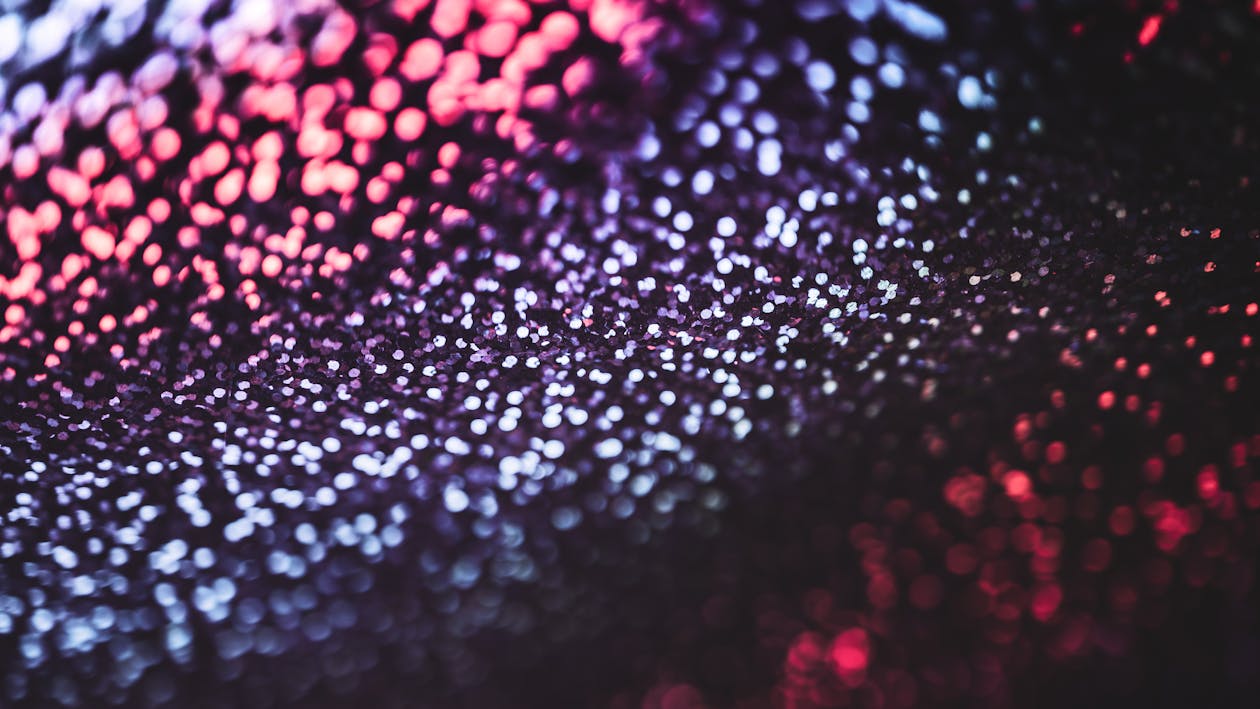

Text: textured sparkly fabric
xmin=1 ymin=1 xmax=1259 ymax=707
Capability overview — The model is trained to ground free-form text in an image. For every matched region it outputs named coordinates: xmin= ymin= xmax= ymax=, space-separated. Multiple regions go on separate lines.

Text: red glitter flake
xmin=945 ymin=472 xmax=988 ymax=517
xmin=1166 ymin=434 xmax=1186 ymax=457
xmin=1045 ymin=441 xmax=1067 ymax=464
xmin=1031 ymin=583 xmax=1063 ymax=621
xmin=1097 ymin=391 xmax=1116 ymax=409
xmin=1197 ymin=466 xmax=1220 ymax=500
xmin=828 ymin=628 xmax=870 ymax=683
xmin=1003 ymin=470 xmax=1034 ymax=501
xmin=1138 ymin=15 xmax=1163 ymax=46
xmin=1110 ymin=506 xmax=1137 ymax=536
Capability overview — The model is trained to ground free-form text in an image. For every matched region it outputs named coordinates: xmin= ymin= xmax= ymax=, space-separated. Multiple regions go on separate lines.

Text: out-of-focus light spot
xmin=883 ymin=0 xmax=947 ymax=42
xmin=1003 ymin=470 xmax=1032 ymax=501
xmin=1138 ymin=15 xmax=1163 ymax=46
xmin=805 ymin=60 xmax=836 ymax=92
xmin=829 ymin=628 xmax=870 ymax=680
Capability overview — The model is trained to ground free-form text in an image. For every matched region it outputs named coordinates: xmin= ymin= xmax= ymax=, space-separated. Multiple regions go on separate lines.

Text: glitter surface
xmin=1 ymin=1 xmax=1259 ymax=707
